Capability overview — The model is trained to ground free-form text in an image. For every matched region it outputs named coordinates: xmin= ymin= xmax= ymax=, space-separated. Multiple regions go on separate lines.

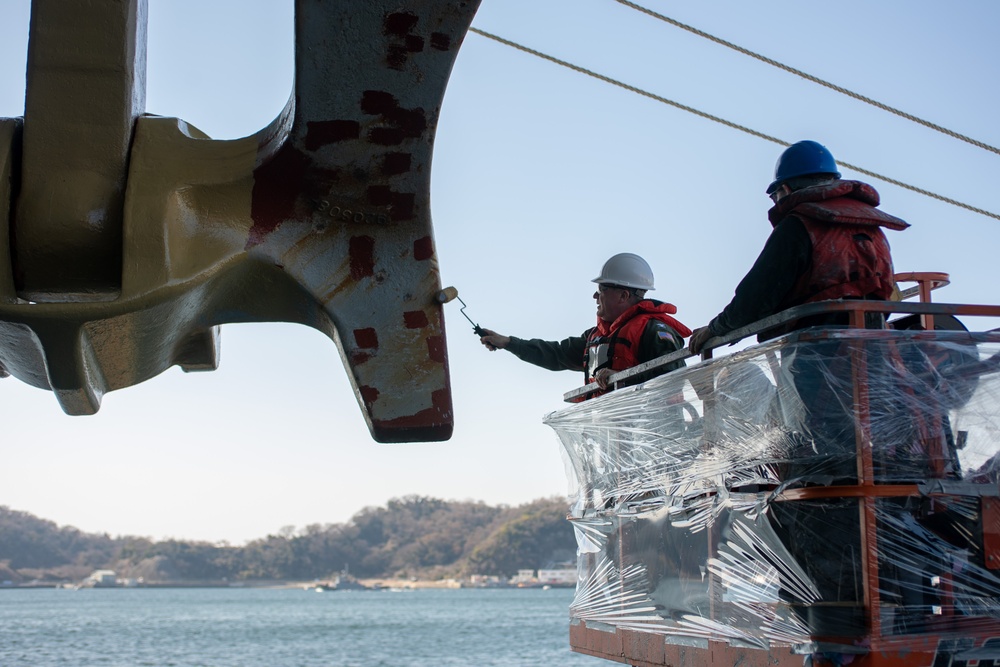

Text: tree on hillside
xmin=0 ymin=506 xmax=120 ymax=570
xmin=0 ymin=496 xmax=577 ymax=582
xmin=350 ymin=496 xmax=502 ymax=577
xmin=465 ymin=498 xmax=575 ymax=577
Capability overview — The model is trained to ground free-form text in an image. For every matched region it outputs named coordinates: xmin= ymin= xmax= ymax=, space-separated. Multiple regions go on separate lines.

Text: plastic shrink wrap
xmin=546 ymin=326 xmax=1000 ymax=667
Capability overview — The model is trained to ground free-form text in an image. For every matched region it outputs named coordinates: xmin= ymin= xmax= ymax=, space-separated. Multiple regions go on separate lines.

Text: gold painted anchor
xmin=0 ymin=0 xmax=482 ymax=442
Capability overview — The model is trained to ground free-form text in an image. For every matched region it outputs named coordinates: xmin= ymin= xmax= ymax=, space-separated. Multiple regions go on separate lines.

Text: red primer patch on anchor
xmin=389 ymin=192 xmax=415 ymax=221
xmin=430 ymin=33 xmax=451 ymax=51
xmin=383 ymin=12 xmax=422 ymax=70
xmin=361 ymin=91 xmax=427 ymax=146
xmin=413 ymin=236 xmax=433 ymax=261
xmin=404 ymin=311 xmax=429 ymax=329
xmin=367 ymin=185 xmax=392 ymax=206
xmin=374 ymin=387 xmax=451 ymax=428
xmin=304 ymin=120 xmax=361 ymax=149
xmin=427 ymin=335 xmax=446 ymax=363
xmin=359 ymin=385 xmax=380 ymax=406
xmin=370 ymin=387 xmax=454 ymax=442
xmin=383 ymin=12 xmax=418 ymax=37
xmin=354 ymin=328 xmax=379 ymax=349
xmin=248 ymin=145 xmax=309 ymax=248
xmin=361 ymin=91 xmax=396 ymax=115
xmin=381 ymin=153 xmax=412 ymax=176
xmin=350 ymin=236 xmax=375 ymax=279
xmin=386 ymin=45 xmax=408 ymax=71
xmin=366 ymin=186 xmax=414 ymax=222
xmin=405 ymin=35 xmax=424 ymax=52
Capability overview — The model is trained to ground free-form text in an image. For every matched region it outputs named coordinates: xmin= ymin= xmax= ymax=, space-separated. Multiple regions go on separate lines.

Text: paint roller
xmin=436 ymin=286 xmax=486 ymax=336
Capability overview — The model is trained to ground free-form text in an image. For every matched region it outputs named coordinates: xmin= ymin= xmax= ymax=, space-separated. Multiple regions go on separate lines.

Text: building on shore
xmin=85 ymin=570 xmax=118 ymax=588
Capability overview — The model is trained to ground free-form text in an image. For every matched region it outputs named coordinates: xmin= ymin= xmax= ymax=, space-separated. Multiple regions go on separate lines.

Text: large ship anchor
xmin=0 ymin=0 xmax=482 ymax=442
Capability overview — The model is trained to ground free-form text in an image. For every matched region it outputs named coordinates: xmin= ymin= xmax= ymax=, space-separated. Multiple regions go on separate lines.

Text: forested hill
xmin=0 ymin=496 xmax=575 ymax=584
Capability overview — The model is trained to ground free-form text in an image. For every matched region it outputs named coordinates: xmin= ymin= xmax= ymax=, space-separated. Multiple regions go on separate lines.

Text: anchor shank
xmin=15 ymin=0 xmax=148 ymax=300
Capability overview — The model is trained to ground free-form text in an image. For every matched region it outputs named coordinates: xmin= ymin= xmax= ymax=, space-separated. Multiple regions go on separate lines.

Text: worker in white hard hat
xmin=479 ymin=253 xmax=692 ymax=398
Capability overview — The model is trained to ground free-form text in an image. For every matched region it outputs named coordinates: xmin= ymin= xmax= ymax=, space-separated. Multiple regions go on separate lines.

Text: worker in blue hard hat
xmin=685 ymin=141 xmax=913 ymax=621
xmin=479 ymin=253 xmax=691 ymax=398
xmin=688 ymin=140 xmax=910 ymax=354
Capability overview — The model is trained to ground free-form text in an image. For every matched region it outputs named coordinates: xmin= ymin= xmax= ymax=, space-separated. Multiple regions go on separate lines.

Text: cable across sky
xmin=614 ymin=0 xmax=1000 ymax=158
xmin=469 ymin=27 xmax=1000 ymax=222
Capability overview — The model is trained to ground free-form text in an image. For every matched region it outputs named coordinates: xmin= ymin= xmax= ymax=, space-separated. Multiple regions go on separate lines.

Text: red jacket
xmin=769 ymin=180 xmax=908 ymax=310
xmin=585 ymin=300 xmax=691 ymax=388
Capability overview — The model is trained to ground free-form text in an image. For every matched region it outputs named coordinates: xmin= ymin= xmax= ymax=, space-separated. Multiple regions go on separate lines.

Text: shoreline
xmin=1 ymin=579 xmax=574 ymax=591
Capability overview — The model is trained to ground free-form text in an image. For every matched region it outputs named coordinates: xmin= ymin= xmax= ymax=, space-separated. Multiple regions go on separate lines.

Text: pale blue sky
xmin=1 ymin=0 xmax=997 ymax=543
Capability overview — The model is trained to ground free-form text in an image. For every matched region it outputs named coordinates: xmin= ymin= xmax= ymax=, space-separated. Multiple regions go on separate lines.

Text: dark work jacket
xmin=507 ymin=299 xmax=691 ymax=393
xmin=707 ymin=180 xmax=908 ymax=340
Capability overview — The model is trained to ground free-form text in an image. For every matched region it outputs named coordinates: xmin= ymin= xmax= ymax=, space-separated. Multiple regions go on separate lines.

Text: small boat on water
xmin=311 ymin=567 xmax=372 ymax=592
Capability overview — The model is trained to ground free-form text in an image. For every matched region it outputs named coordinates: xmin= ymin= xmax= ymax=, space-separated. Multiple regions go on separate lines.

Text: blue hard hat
xmin=766 ymin=140 xmax=841 ymax=194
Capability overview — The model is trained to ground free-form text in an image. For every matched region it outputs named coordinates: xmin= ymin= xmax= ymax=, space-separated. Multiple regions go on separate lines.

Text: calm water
xmin=0 ymin=587 xmax=608 ymax=667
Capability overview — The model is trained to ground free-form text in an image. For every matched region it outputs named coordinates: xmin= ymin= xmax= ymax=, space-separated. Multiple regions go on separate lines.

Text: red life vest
xmin=583 ymin=300 xmax=691 ymax=394
xmin=769 ymin=180 xmax=908 ymax=310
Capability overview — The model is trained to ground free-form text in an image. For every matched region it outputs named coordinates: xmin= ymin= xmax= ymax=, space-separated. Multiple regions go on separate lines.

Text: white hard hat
xmin=591 ymin=253 xmax=655 ymax=290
